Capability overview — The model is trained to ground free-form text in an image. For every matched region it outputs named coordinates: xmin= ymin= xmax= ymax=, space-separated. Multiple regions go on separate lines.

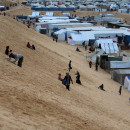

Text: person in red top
xmin=89 ymin=61 xmax=92 ymax=68
xmin=26 ymin=42 xmax=31 ymax=48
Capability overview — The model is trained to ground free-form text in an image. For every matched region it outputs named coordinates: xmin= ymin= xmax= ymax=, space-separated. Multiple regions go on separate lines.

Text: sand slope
xmin=0 ymin=3 xmax=130 ymax=130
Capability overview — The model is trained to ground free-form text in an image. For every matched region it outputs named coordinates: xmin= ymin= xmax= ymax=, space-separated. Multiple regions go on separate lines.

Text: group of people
xmin=89 ymin=61 xmax=99 ymax=71
xmin=58 ymin=60 xmax=82 ymax=91
xmin=26 ymin=42 xmax=36 ymax=50
xmin=5 ymin=46 xmax=24 ymax=67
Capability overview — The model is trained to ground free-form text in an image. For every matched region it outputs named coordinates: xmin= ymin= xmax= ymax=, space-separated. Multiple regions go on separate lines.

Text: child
xmin=58 ymin=73 xmax=63 ymax=81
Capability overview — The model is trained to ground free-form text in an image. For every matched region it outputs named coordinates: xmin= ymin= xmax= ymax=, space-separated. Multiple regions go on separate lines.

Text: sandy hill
xmin=0 ymin=4 xmax=130 ymax=130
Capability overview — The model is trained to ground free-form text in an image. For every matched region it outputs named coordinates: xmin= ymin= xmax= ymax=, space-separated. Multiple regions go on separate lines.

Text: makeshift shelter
xmin=45 ymin=12 xmax=54 ymax=16
xmin=68 ymin=32 xmax=95 ymax=45
xmin=111 ymin=69 xmax=130 ymax=85
xmin=0 ymin=6 xmax=5 ymax=11
xmin=110 ymin=61 xmax=130 ymax=69
xmin=62 ymin=13 xmax=70 ymax=17
xmin=102 ymin=17 xmax=122 ymax=24
xmin=27 ymin=12 xmax=40 ymax=21
xmin=124 ymin=76 xmax=130 ymax=91
xmin=104 ymin=14 xmax=115 ymax=17
xmin=94 ymin=39 xmax=119 ymax=54
xmin=91 ymin=49 xmax=105 ymax=63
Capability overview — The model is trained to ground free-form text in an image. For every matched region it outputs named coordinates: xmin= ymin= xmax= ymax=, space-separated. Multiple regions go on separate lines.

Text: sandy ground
xmin=0 ymin=1 xmax=130 ymax=130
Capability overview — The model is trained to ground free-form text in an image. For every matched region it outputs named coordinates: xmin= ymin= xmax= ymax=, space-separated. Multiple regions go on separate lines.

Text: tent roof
xmin=96 ymin=39 xmax=113 ymax=44
xmin=70 ymin=33 xmax=95 ymax=42
xmin=113 ymin=69 xmax=130 ymax=74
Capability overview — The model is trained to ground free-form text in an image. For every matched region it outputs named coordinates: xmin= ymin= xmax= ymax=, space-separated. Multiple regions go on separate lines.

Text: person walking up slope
xmin=89 ymin=61 xmax=92 ymax=68
xmin=64 ymin=72 xmax=73 ymax=91
xmin=68 ymin=60 xmax=72 ymax=71
xmin=119 ymin=86 xmax=122 ymax=95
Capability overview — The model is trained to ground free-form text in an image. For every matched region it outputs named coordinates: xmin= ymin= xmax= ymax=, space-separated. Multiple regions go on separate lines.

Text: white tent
xmin=124 ymin=76 xmax=130 ymax=91
xmin=62 ymin=13 xmax=70 ymax=17
xmin=45 ymin=12 xmax=54 ymax=16
xmin=68 ymin=32 xmax=95 ymax=45
xmin=32 ymin=12 xmax=40 ymax=16
xmin=0 ymin=6 xmax=5 ymax=8
xmin=27 ymin=12 xmax=40 ymax=21
xmin=94 ymin=39 xmax=119 ymax=54
xmin=110 ymin=61 xmax=130 ymax=69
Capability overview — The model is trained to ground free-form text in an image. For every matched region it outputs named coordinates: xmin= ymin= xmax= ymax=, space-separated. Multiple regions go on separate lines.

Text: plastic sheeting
xmin=94 ymin=39 xmax=119 ymax=54
xmin=110 ymin=61 xmax=130 ymax=69
xmin=111 ymin=69 xmax=130 ymax=85
xmin=68 ymin=33 xmax=95 ymax=45
xmin=124 ymin=76 xmax=130 ymax=91
xmin=102 ymin=17 xmax=122 ymax=23
xmin=32 ymin=12 xmax=40 ymax=16
xmin=91 ymin=49 xmax=105 ymax=62
xmin=46 ymin=12 xmax=54 ymax=16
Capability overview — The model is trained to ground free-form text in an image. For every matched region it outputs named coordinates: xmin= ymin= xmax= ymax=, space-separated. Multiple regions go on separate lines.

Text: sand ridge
xmin=0 ymin=1 xmax=130 ymax=130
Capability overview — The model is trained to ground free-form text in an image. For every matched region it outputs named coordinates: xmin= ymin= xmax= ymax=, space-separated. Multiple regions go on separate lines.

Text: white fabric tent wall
xmin=110 ymin=61 xmax=130 ymax=69
xmin=46 ymin=12 xmax=54 ymax=16
xmin=124 ymin=76 xmax=130 ymax=91
xmin=57 ymin=33 xmax=65 ymax=41
xmin=35 ymin=25 xmax=41 ymax=32
xmin=68 ymin=33 xmax=95 ymax=45
xmin=94 ymin=39 xmax=118 ymax=54
xmin=0 ymin=6 xmax=5 ymax=8
xmin=62 ymin=13 xmax=70 ymax=17
xmin=32 ymin=12 xmax=40 ymax=16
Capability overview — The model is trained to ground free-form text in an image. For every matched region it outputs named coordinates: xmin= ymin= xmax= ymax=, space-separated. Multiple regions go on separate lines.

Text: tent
xmin=94 ymin=39 xmax=119 ymax=54
xmin=32 ymin=12 xmax=40 ymax=16
xmin=27 ymin=12 xmax=40 ymax=21
xmin=111 ymin=69 xmax=130 ymax=85
xmin=124 ymin=76 xmax=130 ymax=91
xmin=62 ymin=13 xmax=70 ymax=17
xmin=45 ymin=12 xmax=54 ymax=16
xmin=110 ymin=61 xmax=130 ymax=69
xmin=68 ymin=33 xmax=95 ymax=45
xmin=102 ymin=17 xmax=122 ymax=24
